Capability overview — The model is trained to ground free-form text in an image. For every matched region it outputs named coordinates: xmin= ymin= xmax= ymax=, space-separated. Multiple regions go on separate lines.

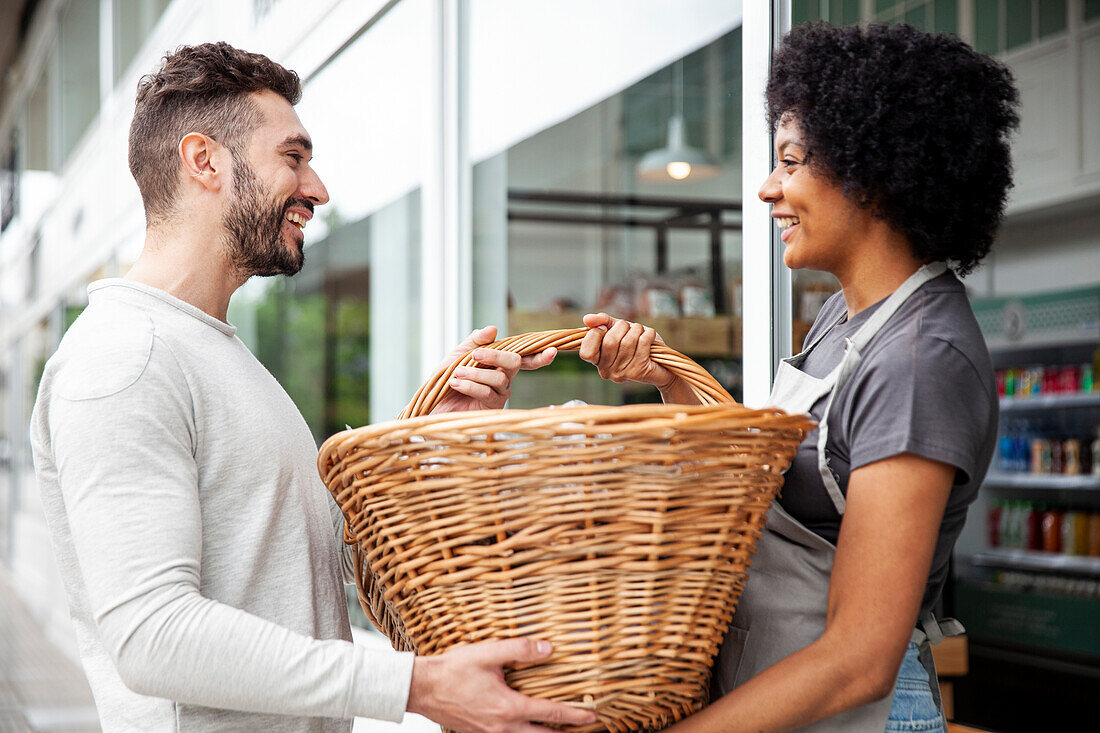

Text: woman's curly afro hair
xmin=767 ymin=23 xmax=1020 ymax=275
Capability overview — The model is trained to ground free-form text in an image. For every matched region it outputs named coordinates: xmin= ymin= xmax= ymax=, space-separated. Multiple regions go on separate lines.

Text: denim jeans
xmin=885 ymin=642 xmax=946 ymax=732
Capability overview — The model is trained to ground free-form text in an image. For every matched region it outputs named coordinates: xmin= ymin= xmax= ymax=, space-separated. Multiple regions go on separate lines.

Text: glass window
xmin=14 ymin=66 xmax=61 ymax=238
xmin=114 ymin=0 xmax=172 ymax=84
xmin=1005 ymin=0 xmax=1033 ymax=51
xmin=934 ymin=0 xmax=959 ymax=35
xmin=973 ymin=0 xmax=1069 ymax=55
xmin=974 ymin=0 xmax=1001 ymax=54
xmin=792 ymin=0 xmax=823 ymax=25
xmin=229 ymin=0 xmax=428 ymax=439
xmin=471 ymin=2 xmax=745 ymax=406
xmin=58 ymin=0 xmax=100 ymax=165
xmin=1037 ymin=0 xmax=1067 ymax=37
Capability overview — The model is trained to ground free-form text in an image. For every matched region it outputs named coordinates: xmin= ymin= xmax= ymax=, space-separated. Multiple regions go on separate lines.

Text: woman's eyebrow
xmin=778 ymin=138 xmax=804 ymax=155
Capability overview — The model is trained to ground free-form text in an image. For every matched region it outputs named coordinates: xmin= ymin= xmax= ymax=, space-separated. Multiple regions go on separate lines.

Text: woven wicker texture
xmin=318 ymin=329 xmax=812 ymax=732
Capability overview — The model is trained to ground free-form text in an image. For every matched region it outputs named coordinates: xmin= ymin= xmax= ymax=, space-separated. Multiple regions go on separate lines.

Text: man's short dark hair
xmin=128 ymin=42 xmax=301 ymax=224
xmin=767 ymin=23 xmax=1020 ymax=275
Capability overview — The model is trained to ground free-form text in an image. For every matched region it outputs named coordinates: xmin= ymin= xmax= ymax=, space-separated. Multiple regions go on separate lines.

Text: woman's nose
xmin=758 ymin=167 xmax=782 ymax=203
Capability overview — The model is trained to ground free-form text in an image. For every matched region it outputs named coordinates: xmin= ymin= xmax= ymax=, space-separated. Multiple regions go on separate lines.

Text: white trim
xmin=420 ymin=0 xmax=471 ymax=379
xmin=99 ymin=0 xmax=113 ymax=104
xmin=772 ymin=1 xmax=792 ymax=369
xmin=741 ymin=1 xmax=783 ymax=408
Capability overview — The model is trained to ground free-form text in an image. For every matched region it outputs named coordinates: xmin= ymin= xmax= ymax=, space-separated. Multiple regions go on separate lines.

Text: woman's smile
xmin=775 ymin=215 xmax=801 ymax=243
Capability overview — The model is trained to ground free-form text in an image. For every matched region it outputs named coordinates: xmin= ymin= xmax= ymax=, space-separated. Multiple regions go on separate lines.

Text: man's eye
xmin=288 ymin=153 xmax=302 ymax=164
xmin=781 ymin=158 xmax=800 ymax=168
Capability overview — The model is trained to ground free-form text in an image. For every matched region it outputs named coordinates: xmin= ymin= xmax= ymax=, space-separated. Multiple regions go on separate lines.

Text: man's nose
xmin=758 ymin=167 xmax=781 ymax=204
xmin=302 ymin=168 xmax=329 ymax=207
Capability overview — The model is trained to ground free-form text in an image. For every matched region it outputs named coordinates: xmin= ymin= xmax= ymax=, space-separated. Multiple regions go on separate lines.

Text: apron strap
xmin=911 ymin=611 xmax=966 ymax=645
xmin=849 ymin=262 xmax=948 ymax=352
xmin=787 ymin=311 xmax=848 ymax=368
xmin=814 ymin=263 xmax=949 ymax=515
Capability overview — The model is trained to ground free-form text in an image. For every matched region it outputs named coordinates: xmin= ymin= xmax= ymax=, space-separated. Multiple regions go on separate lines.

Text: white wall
xmin=969 ymin=206 xmax=1100 ymax=298
xmin=964 ymin=18 xmax=1100 ymax=299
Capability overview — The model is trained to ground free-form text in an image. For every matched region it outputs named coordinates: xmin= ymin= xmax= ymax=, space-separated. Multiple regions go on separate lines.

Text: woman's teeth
xmin=285 ymin=212 xmax=307 ymax=230
xmin=776 ymin=217 xmax=800 ymax=229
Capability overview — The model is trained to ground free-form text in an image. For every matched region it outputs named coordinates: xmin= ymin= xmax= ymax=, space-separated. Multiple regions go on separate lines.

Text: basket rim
xmin=318 ymin=403 xmax=815 ymax=473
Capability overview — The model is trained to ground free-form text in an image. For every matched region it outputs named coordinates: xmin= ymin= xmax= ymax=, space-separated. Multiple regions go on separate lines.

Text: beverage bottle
xmin=1019 ymin=368 xmax=1033 ymax=397
xmin=1082 ymin=363 xmax=1094 ymax=393
xmin=1000 ymin=501 xmax=1015 ymax=549
xmin=1088 ymin=513 xmax=1100 ymax=557
xmin=1042 ymin=507 xmax=1063 ymax=553
xmin=1064 ymin=439 xmax=1081 ymax=475
xmin=1031 ymin=439 xmax=1044 ymax=474
xmin=1026 ymin=502 xmax=1043 ymax=551
xmin=1051 ymin=439 xmax=1064 ymax=474
xmin=988 ymin=500 xmax=1002 ymax=547
xmin=1092 ymin=427 xmax=1100 ymax=478
xmin=1063 ymin=511 xmax=1088 ymax=556
xmin=998 ymin=429 xmax=1013 ymax=472
xmin=1012 ymin=502 xmax=1027 ymax=549
xmin=1004 ymin=368 xmax=1016 ymax=397
xmin=1043 ymin=367 xmax=1058 ymax=394
xmin=1014 ymin=420 xmax=1030 ymax=472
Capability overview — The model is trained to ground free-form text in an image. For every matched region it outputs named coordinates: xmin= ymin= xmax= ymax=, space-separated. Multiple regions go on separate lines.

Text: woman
xmin=579 ymin=23 xmax=1018 ymax=732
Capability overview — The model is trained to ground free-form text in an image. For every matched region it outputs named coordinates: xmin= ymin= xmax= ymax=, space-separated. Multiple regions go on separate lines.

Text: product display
xmin=997 ymin=421 xmax=1100 ymax=475
xmin=988 ymin=500 xmax=1100 ymax=557
xmin=995 ymin=363 xmax=1098 ymax=398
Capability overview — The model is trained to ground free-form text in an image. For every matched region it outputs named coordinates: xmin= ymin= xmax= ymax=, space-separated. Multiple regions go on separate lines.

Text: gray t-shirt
xmin=779 ymin=271 xmax=997 ymax=616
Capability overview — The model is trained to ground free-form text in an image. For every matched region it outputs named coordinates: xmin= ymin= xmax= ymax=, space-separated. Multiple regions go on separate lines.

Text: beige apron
xmin=713 ymin=262 xmax=963 ymax=731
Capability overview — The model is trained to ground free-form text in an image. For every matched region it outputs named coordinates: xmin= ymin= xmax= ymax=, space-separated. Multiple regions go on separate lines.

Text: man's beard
xmin=222 ymin=156 xmax=306 ymax=278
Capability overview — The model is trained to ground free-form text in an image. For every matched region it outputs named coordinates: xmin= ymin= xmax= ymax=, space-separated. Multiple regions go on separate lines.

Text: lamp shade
xmin=636 ymin=116 xmax=720 ymax=182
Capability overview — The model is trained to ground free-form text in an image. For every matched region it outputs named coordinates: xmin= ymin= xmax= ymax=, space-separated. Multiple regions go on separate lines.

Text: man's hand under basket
xmin=432 ymin=325 xmax=558 ymax=413
xmin=408 ymin=638 xmax=598 ymax=733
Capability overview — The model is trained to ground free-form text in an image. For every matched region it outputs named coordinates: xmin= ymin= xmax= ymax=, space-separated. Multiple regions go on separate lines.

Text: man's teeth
xmin=776 ymin=217 xmax=800 ymax=229
xmin=285 ymin=212 xmax=307 ymax=230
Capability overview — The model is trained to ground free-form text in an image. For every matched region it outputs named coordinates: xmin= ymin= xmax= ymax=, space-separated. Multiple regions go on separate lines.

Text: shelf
xmin=970 ymin=548 xmax=1100 ymax=578
xmin=983 ymin=472 xmax=1100 ymax=490
xmin=999 ymin=392 xmax=1100 ymax=411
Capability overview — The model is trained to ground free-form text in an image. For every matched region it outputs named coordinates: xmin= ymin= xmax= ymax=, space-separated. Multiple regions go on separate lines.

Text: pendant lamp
xmin=636 ymin=59 xmax=720 ymax=182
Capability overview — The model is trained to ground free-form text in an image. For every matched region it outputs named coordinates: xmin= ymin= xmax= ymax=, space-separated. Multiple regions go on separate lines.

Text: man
xmin=29 ymin=42 xmax=587 ymax=733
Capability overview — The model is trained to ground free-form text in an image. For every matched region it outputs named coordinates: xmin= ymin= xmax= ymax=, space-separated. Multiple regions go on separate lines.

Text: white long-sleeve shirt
xmin=30 ymin=279 xmax=414 ymax=731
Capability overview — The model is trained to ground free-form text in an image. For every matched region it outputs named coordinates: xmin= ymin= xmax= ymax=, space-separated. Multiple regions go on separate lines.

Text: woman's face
xmin=758 ymin=116 xmax=868 ymax=273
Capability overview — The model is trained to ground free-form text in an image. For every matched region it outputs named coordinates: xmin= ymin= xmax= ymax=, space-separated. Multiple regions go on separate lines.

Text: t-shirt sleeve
xmin=46 ymin=332 xmax=413 ymax=721
xmin=840 ymin=334 xmax=992 ymax=484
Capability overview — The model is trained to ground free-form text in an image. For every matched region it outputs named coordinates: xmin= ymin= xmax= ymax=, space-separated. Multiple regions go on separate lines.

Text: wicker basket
xmin=318 ymin=329 xmax=811 ymax=732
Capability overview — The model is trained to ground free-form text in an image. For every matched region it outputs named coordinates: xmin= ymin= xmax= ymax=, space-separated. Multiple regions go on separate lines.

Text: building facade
xmin=1 ymin=0 xmax=1098 ymax=726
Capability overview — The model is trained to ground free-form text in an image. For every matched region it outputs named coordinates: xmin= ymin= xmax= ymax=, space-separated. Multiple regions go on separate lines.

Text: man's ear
xmin=178 ymin=133 xmax=223 ymax=192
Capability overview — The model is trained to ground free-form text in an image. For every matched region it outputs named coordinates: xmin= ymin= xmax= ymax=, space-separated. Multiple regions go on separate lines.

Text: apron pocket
xmin=711 ymin=625 xmax=750 ymax=698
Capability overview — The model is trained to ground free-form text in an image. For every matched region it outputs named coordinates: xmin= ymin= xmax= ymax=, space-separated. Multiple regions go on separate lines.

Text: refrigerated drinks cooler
xmin=951 ymin=285 xmax=1100 ymax=729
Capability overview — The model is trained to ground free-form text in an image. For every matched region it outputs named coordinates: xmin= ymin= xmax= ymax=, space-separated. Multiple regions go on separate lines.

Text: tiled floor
xmin=0 ymin=571 xmax=99 ymax=733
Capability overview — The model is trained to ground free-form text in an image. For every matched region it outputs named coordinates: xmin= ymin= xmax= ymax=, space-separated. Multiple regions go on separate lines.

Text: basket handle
xmin=400 ymin=327 xmax=736 ymax=419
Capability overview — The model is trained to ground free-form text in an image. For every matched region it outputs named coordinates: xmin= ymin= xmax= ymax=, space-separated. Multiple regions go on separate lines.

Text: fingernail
xmin=450 ymin=378 xmax=461 ymax=386
xmin=537 ymin=640 xmax=551 ymax=654
xmin=453 ymin=367 xmax=467 ymax=377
